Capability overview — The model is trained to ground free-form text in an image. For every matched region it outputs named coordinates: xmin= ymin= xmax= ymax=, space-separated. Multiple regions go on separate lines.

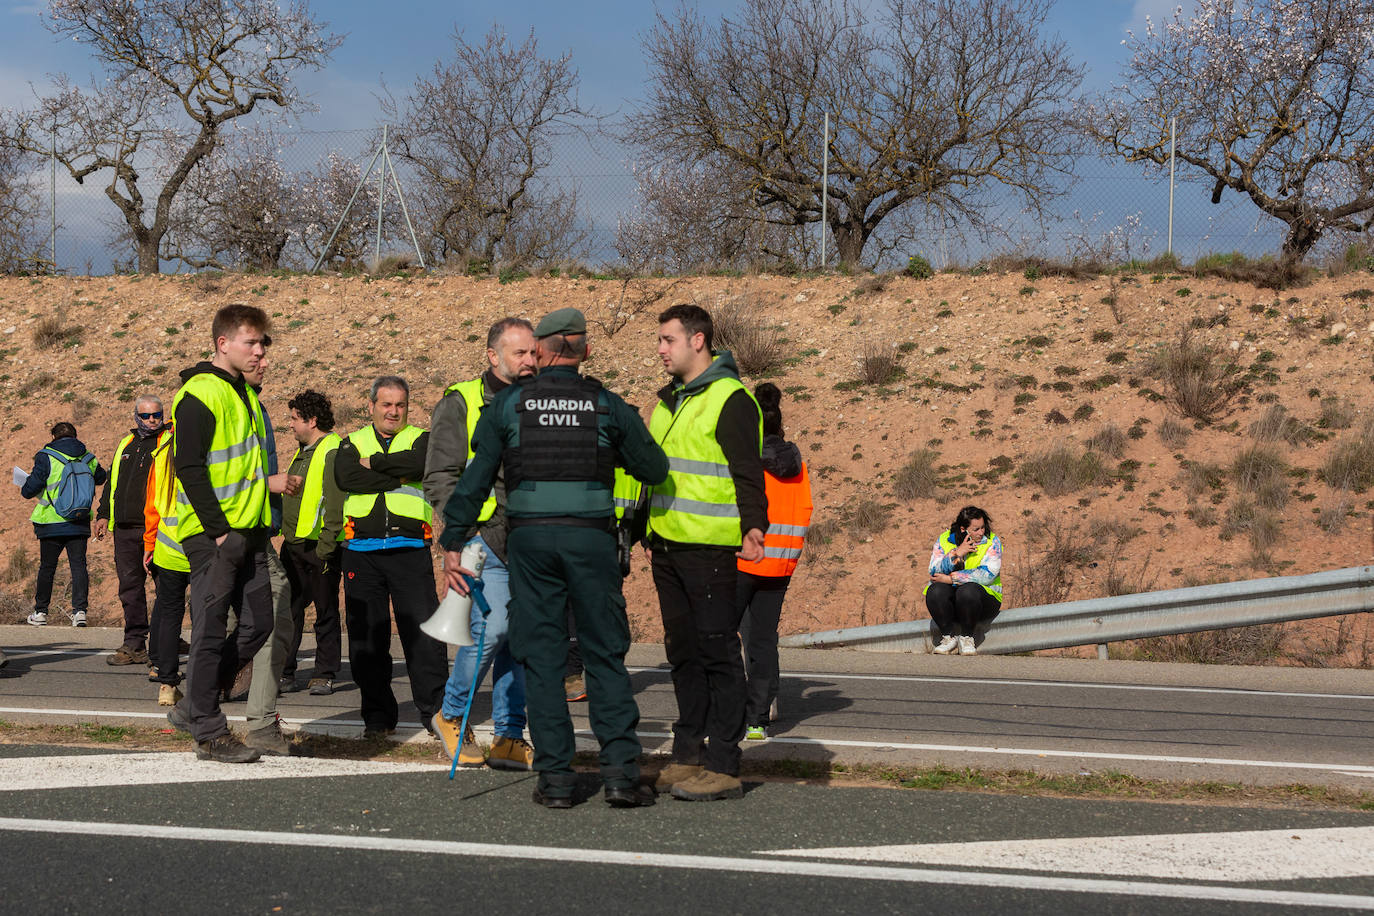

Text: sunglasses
xmin=136 ymin=412 xmax=164 ymax=420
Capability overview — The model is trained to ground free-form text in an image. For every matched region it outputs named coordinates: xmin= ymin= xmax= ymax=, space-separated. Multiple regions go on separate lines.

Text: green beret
xmin=534 ymin=307 xmax=586 ymax=338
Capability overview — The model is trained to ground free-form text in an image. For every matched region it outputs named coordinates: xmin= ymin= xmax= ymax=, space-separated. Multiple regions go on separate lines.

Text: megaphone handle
xmin=467 ymin=575 xmax=492 ymax=618
xmin=448 ymin=611 xmax=488 ymax=781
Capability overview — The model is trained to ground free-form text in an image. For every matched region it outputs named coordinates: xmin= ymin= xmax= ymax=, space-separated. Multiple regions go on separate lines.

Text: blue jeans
xmin=441 ymin=535 xmax=526 ymax=738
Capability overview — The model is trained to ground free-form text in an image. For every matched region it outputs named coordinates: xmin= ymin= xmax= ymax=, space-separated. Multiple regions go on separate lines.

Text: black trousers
xmin=280 ymin=539 xmax=342 ymax=680
xmin=149 ymin=564 xmax=189 ymax=685
xmin=925 ymin=582 xmax=1001 ymax=638
xmin=112 ymin=525 xmax=150 ymax=649
xmin=342 ymin=547 xmax=447 ymax=730
xmin=507 ymin=526 xmax=642 ymax=794
xmin=736 ymin=571 xmax=791 ymax=727
xmin=565 ymin=604 xmax=583 ymax=677
xmin=652 ymin=546 xmax=747 ymax=776
xmin=180 ymin=531 xmax=274 ymax=742
xmin=34 ymin=534 xmax=89 ymax=615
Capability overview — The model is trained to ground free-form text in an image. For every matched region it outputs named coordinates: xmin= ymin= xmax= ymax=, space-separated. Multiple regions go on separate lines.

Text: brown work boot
xmin=194 ymin=733 xmax=261 ymax=764
xmin=243 ymin=717 xmax=295 ymax=757
xmin=431 ymin=712 xmax=464 ymax=761
xmin=487 ymin=736 xmax=534 ymax=771
xmin=670 ymin=769 xmax=743 ymax=801
xmin=107 ymin=645 xmax=149 ymax=666
xmin=653 ymin=763 xmax=703 ymax=793
xmin=454 ymin=725 xmax=485 ymax=767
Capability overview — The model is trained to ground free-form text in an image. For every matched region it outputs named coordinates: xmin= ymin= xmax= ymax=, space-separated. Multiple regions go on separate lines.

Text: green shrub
xmin=905 ymin=255 xmax=934 ymax=279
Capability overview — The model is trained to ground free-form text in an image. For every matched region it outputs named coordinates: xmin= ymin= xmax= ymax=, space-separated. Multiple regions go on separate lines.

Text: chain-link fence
xmin=6 ymin=125 xmax=1298 ymax=277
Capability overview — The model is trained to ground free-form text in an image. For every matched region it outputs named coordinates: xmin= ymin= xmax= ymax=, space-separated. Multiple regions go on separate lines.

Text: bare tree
xmin=2 ymin=0 xmax=340 ymax=274
xmin=632 ymin=0 xmax=1083 ymax=266
xmin=162 ymin=127 xmax=297 ymax=271
xmin=0 ymin=138 xmax=45 ymax=273
xmin=1086 ymin=0 xmax=1374 ymax=268
xmin=615 ymin=159 xmax=813 ymax=273
xmin=382 ymin=26 xmax=590 ymax=271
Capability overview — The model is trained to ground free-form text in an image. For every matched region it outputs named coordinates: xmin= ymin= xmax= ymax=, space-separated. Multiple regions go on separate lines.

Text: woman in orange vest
xmin=736 ymin=383 xmax=813 ymax=740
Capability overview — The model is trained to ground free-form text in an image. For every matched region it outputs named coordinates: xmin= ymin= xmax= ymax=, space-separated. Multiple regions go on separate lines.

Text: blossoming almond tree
xmin=2 ymin=0 xmax=340 ymax=274
xmin=1087 ymin=0 xmax=1374 ymax=272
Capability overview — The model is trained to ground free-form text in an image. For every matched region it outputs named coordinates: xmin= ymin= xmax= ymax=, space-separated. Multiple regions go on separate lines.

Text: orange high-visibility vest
xmin=738 ymin=462 xmax=813 ymax=578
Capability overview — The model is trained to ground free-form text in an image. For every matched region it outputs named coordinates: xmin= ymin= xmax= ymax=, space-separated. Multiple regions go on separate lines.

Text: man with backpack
xmin=20 ymin=422 xmax=107 ymax=627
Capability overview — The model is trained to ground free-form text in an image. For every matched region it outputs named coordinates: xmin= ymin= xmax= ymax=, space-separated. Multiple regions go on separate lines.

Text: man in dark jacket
xmin=96 ymin=395 xmax=167 ymax=664
xmin=21 ymin=422 xmax=107 ymax=627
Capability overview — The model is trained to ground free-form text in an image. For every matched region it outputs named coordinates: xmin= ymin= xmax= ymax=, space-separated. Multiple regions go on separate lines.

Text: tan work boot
xmin=157 ymin=684 xmax=183 ymax=707
xmin=457 ymin=725 xmax=486 ymax=767
xmin=431 ymin=712 xmax=463 ymax=761
xmin=487 ymin=736 xmax=534 ymax=771
xmin=653 ymin=763 xmax=703 ymax=793
xmin=670 ymin=769 xmax=743 ymax=801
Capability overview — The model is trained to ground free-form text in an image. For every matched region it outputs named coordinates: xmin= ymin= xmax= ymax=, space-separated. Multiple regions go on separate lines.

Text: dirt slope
xmin=1 ymin=270 xmax=1371 ymax=664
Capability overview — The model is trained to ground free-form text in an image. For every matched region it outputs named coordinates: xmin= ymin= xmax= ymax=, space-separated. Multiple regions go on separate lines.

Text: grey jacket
xmin=423 ymin=369 xmax=513 ymax=560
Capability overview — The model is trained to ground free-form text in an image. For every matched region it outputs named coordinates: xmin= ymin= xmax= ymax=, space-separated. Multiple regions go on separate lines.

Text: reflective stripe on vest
xmin=341 ymin=425 xmax=433 ymax=532
xmin=29 ymin=448 xmax=99 ymax=525
xmin=738 ymin=462 xmax=813 ymax=578
xmin=171 ymin=374 xmax=271 ymax=538
xmin=922 ymin=530 xmax=1002 ymax=601
xmin=149 ymin=428 xmax=189 ymax=573
xmin=291 ymin=433 xmax=342 ymax=540
xmin=104 ymin=432 xmax=136 ymax=530
xmin=445 ymin=378 xmax=497 ymax=524
xmin=646 ymin=374 xmax=759 ymax=547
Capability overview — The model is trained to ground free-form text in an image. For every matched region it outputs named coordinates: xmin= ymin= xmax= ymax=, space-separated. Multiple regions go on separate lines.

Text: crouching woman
xmin=924 ymin=506 xmax=1002 ymax=656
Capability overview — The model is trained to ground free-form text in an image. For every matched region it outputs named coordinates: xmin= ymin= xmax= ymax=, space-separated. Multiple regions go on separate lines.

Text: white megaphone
xmin=421 ymin=541 xmax=486 ymax=646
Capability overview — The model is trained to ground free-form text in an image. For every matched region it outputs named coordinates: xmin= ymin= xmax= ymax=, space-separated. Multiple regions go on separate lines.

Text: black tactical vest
xmin=504 ymin=373 xmax=615 ymax=490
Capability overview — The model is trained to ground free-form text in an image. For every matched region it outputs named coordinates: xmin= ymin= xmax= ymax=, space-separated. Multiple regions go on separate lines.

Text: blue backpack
xmin=42 ymin=448 xmax=97 ymax=521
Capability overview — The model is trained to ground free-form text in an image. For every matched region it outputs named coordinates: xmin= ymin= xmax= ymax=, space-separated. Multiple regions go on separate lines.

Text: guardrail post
xmin=1096 ymin=643 xmax=1108 ymax=660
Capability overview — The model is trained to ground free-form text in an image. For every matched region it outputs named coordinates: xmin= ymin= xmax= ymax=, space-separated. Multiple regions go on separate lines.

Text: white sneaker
xmin=958 ymin=636 xmax=977 ymax=656
xmin=932 ymin=635 xmax=959 ymax=655
xmin=26 ymin=612 xmax=48 ymax=626
xmin=70 ymin=610 xmax=87 ymax=627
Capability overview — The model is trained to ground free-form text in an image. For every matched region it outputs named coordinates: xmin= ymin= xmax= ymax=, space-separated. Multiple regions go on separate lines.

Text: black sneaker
xmin=194 ymin=734 xmax=261 ymax=763
xmin=278 ymin=675 xmax=300 ymax=693
xmin=532 ymin=787 xmax=574 ymax=809
xmin=604 ymin=784 xmax=656 ymax=808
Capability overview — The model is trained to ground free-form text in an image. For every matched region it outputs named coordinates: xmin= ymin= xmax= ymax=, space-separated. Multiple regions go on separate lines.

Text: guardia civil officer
xmin=646 ymin=303 xmax=767 ymax=802
xmin=443 ymin=308 xmax=668 ymax=809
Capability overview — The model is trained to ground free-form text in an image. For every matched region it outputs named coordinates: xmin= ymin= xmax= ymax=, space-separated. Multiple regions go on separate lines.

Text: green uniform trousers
xmin=506 ymin=524 xmax=641 ymax=795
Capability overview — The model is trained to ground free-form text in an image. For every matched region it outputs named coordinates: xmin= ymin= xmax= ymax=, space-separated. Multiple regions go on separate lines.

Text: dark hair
xmin=949 ymin=505 xmax=992 ymax=536
xmin=210 ymin=303 xmax=270 ymax=346
xmin=755 ymin=382 xmax=784 ymax=437
xmin=658 ymin=303 xmax=713 ymax=351
xmin=287 ymin=389 xmax=335 ymax=432
xmin=50 ymin=421 xmax=77 ymax=439
xmin=486 ymin=317 xmax=533 ymax=351
xmin=539 ymin=333 xmax=588 ymax=359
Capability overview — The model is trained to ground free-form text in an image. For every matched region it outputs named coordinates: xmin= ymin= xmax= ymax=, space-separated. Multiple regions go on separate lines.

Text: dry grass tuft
xmin=1248 ymin=403 xmax=1310 ymax=445
xmin=1322 ymin=420 xmax=1374 ymax=492
xmin=1085 ymin=423 xmax=1126 ymax=458
xmin=858 ymin=341 xmax=905 ymax=385
xmin=33 ymin=315 xmax=84 ymax=350
xmin=892 ymin=448 xmax=942 ymax=500
xmin=1127 ymin=625 xmax=1288 ymax=665
xmin=1016 ymin=442 xmax=1109 ymax=496
xmin=1157 ymin=417 xmax=1192 ymax=448
xmin=1145 ymin=327 xmax=1243 ymax=423
xmin=711 ymin=300 xmax=789 ymax=376
xmin=1230 ymin=444 xmax=1289 ymax=509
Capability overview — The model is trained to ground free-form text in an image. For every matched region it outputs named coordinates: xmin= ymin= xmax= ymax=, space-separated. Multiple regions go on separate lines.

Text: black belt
xmin=508 ymin=516 xmax=615 ymax=534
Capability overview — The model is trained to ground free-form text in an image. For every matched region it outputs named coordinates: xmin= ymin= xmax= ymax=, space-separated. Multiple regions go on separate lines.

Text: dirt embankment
xmin=1 ymin=270 xmax=1371 ymax=665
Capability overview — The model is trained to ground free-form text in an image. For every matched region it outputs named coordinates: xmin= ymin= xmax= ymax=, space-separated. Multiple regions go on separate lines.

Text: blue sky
xmin=1 ymin=0 xmax=1180 ymax=130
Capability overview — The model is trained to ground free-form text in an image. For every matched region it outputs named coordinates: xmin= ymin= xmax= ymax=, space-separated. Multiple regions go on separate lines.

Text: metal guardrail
xmin=779 ymin=565 xmax=1374 ymax=655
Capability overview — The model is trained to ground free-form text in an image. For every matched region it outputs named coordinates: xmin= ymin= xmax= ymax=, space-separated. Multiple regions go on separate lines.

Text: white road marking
xmin=0 ymin=818 xmax=1370 ymax=909
xmin=762 ymin=826 xmax=1374 ymax=882
xmin=3 ymin=707 xmax=1370 ymax=776
xmin=0 ymin=752 xmax=446 ymax=790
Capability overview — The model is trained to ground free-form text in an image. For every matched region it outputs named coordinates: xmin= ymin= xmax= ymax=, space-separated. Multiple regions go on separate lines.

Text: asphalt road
xmin=2 ymin=624 xmax=1372 ymax=789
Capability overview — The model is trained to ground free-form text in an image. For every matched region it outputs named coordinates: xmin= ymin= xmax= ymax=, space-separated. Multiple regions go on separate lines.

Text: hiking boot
xmin=745 ymin=725 xmax=767 ymax=741
xmin=564 ymin=674 xmax=587 ymax=702
xmin=166 ymin=702 xmax=192 ymax=735
xmin=225 ymin=661 xmax=253 ymax=702
xmin=361 ymin=725 xmax=396 ymax=740
xmin=451 ymin=725 xmax=484 ymax=767
xmin=157 ymin=684 xmax=183 ymax=707
xmin=277 ymin=675 xmax=300 ymax=694
xmin=653 ymin=763 xmax=703 ymax=793
xmin=431 ymin=712 xmax=464 ymax=760
xmin=670 ymin=769 xmax=743 ymax=801
xmin=26 ymin=612 xmax=48 ymax=627
xmin=108 ymin=645 xmax=149 ymax=666
xmin=487 ymin=736 xmax=534 ymax=771
xmin=70 ymin=610 xmax=87 ymax=627
xmin=307 ymin=677 xmax=334 ymax=696
xmin=147 ymin=665 xmax=158 ymax=682
xmin=932 ymin=635 xmax=959 ymax=655
xmin=243 ymin=718 xmax=295 ymax=757
xmin=958 ymin=636 xmax=977 ymax=656
xmin=605 ymin=784 xmax=656 ymax=808
xmin=195 ymin=733 xmax=261 ymax=764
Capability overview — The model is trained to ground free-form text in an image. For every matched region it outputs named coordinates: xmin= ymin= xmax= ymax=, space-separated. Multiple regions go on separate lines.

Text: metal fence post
xmin=1167 ymin=115 xmax=1176 ymax=257
xmin=375 ymin=125 xmax=387 ymax=265
xmin=820 ymin=111 xmax=829 ymax=270
xmin=50 ymin=123 xmax=57 ymax=272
